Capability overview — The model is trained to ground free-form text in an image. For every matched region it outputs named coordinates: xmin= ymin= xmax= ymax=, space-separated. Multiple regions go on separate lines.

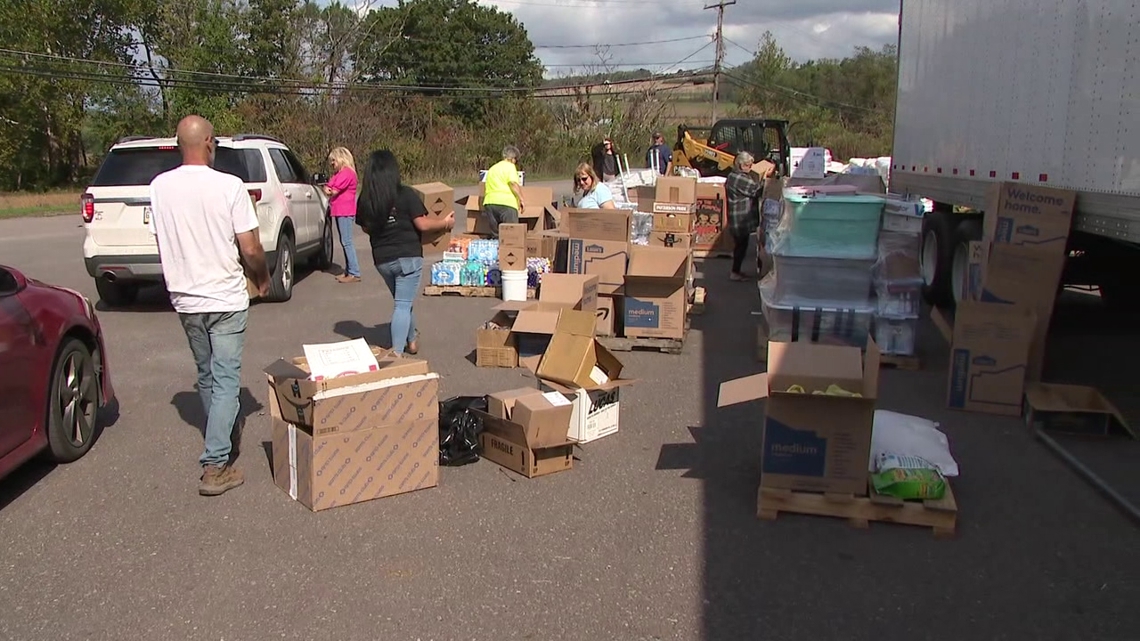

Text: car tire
xmin=94 ymin=278 xmax=139 ymax=307
xmin=266 ymin=232 xmax=294 ymax=302
xmin=312 ymin=212 xmax=334 ymax=271
xmin=46 ymin=338 xmax=100 ymax=463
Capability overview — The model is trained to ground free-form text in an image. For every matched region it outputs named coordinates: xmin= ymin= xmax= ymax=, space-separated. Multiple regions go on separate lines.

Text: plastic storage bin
xmin=874 ymin=315 xmax=918 ymax=356
xmin=875 ymin=278 xmax=923 ymax=317
xmin=759 ymin=277 xmax=874 ymax=348
xmin=770 ymin=251 xmax=875 ymax=306
xmin=780 ymin=193 xmax=885 ymax=259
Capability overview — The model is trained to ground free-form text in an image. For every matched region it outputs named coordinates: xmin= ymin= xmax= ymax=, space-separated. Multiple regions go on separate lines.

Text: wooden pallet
xmin=692 ymin=249 xmax=732 ymax=259
xmin=758 ymin=479 xmax=957 ymax=538
xmin=688 ymin=287 xmax=707 ymax=315
xmin=598 ymin=319 xmax=690 ymax=355
xmin=880 ymin=353 xmax=921 ymax=370
xmin=423 ymin=285 xmax=535 ymax=299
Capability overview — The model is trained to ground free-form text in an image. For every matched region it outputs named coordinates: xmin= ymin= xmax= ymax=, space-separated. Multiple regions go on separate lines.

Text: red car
xmin=0 ymin=264 xmax=115 ymax=479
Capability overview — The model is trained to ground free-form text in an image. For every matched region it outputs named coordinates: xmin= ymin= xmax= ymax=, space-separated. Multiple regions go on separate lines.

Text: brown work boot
xmin=199 ymin=464 xmax=244 ymax=496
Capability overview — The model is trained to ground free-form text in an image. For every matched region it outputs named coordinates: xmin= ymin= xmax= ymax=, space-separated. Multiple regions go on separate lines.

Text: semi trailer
xmin=890 ymin=0 xmax=1140 ymax=309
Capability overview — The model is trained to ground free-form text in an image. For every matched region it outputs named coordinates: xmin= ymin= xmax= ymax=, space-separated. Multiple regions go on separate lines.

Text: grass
xmin=0 ymin=191 xmax=81 ymax=219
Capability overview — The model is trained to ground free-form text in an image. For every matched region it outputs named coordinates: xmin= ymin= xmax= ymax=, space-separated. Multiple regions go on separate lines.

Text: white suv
xmin=81 ymin=134 xmax=335 ymax=306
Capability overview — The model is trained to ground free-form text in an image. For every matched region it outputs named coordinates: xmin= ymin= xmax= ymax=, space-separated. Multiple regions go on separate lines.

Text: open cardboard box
xmin=475 ymin=388 xmax=575 ymax=478
xmin=494 ymin=274 xmax=599 ymax=372
xmin=719 ymin=339 xmax=880 ymax=495
xmin=1023 ymin=383 xmax=1135 ymax=438
xmin=623 ymin=246 xmax=690 ymax=339
xmin=536 ymin=309 xmax=633 ymax=391
xmin=264 ymin=348 xmax=439 ymax=434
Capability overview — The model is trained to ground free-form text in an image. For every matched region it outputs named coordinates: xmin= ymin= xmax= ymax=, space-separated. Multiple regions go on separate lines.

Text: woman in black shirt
xmin=356 ymin=150 xmax=454 ymax=355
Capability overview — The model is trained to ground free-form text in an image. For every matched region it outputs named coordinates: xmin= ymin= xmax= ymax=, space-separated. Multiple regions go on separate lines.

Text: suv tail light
xmin=81 ymin=193 xmax=95 ymax=223
xmin=248 ymin=189 xmax=262 ymax=205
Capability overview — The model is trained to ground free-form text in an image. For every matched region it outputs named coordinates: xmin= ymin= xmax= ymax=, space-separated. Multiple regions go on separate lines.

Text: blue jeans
xmin=335 ymin=216 xmax=360 ymax=277
xmin=375 ymin=257 xmax=423 ymax=354
xmin=178 ymin=310 xmax=247 ymax=467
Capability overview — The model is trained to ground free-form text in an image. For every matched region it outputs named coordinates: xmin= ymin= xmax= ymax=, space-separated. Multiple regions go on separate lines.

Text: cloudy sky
xmin=352 ymin=0 xmax=899 ymax=77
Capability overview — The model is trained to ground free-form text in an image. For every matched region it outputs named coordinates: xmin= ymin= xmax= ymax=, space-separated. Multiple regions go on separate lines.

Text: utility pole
xmin=705 ymin=0 xmax=735 ymax=122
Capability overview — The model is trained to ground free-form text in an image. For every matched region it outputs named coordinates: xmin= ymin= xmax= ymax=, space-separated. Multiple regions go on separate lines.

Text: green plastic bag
xmin=871 ymin=467 xmax=946 ymax=500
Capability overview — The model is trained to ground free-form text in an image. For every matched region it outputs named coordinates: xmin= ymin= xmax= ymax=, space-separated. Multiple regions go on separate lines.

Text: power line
xmin=535 ymin=35 xmax=709 ymax=49
xmin=722 ymin=70 xmax=877 ymax=115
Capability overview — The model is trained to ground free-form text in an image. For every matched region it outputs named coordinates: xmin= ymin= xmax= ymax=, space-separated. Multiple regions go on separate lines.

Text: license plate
xmin=143 ymin=206 xmax=152 ymax=224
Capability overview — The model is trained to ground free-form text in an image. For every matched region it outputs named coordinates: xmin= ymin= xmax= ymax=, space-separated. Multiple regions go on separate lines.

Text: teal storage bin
xmin=781 ymin=193 xmax=885 ymax=259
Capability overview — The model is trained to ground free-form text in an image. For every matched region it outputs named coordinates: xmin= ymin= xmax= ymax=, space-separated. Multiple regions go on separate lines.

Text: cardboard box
xmin=460 ymin=185 xmax=544 ymax=236
xmin=595 ymin=294 xmax=618 ymax=337
xmin=623 ymin=246 xmax=690 ymax=339
xmin=563 ymin=209 xmax=631 ymax=242
xmin=475 ymin=388 xmax=575 ymax=478
xmin=519 ymin=186 xmax=555 ymax=224
xmin=496 ymin=273 xmax=599 ymax=336
xmin=264 ymin=353 xmax=439 ymax=434
xmin=476 ymin=311 xmax=518 ymax=368
xmin=567 ymin=238 xmax=629 ymax=295
xmin=1023 ymin=383 xmax=1135 ymax=438
xmin=652 ymin=213 xmax=695 ymax=234
xmin=537 ymin=309 xmax=627 ymax=390
xmin=718 ymin=340 xmax=880 ymax=495
xmin=967 ymin=240 xmax=1065 ymax=381
xmin=655 ymin=176 xmax=697 ymax=206
xmin=647 ymin=231 xmax=693 ymax=249
xmin=931 ymin=301 xmax=1036 ymax=416
xmin=983 ymin=182 xmax=1075 ymax=251
xmin=271 ymin=417 xmax=438 ymax=511
xmin=540 ymin=379 xmax=629 ymax=444
xmin=693 ymin=183 xmax=727 ymax=253
xmin=412 ymin=182 xmax=455 ymax=252
xmin=498 ymin=223 xmax=527 ymax=271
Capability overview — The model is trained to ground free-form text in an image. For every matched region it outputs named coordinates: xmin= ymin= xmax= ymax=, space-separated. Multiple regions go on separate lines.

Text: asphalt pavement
xmin=1 ymin=182 xmax=1139 ymax=641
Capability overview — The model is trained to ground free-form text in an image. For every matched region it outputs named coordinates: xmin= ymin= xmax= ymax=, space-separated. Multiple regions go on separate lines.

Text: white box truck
xmin=890 ymin=0 xmax=1140 ymax=309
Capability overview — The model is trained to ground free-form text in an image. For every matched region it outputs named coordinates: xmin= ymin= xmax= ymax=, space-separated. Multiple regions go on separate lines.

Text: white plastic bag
xmin=868 ymin=410 xmax=959 ymax=477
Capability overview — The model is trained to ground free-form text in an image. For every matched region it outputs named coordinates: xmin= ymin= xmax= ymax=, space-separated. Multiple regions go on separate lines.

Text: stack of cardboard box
xmin=265 ymin=347 xmax=441 ymax=511
xmin=411 ymin=182 xmax=456 ymax=253
xmin=935 ymin=182 xmax=1076 ymax=416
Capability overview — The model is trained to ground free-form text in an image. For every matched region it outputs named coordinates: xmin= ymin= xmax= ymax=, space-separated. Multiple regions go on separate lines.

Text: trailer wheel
xmin=920 ymin=210 xmax=958 ymax=308
xmin=951 ymin=219 xmax=983 ymax=304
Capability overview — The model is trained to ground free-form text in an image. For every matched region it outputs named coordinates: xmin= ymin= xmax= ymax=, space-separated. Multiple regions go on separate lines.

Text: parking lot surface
xmin=2 ymin=184 xmax=1139 ymax=640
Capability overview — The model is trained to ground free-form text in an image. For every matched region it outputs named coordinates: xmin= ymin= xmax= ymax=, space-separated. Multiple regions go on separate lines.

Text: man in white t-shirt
xmin=149 ymin=115 xmax=270 ymax=496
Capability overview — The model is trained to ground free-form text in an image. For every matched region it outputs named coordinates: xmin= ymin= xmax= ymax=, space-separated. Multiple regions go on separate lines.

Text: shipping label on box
xmin=652 ymin=213 xmax=694 ymax=234
xmin=271 ymin=417 xmax=438 ymax=511
xmin=567 ymin=238 xmax=629 ymax=294
xmin=983 ymin=182 xmax=1075 ymax=250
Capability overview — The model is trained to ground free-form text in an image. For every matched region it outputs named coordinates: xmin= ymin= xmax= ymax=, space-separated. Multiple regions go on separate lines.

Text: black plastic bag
xmin=439 ymin=395 xmax=488 ymax=467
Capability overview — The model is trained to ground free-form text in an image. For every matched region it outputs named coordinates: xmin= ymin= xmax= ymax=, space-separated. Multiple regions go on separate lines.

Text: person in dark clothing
xmin=724 ymin=151 xmax=765 ymax=281
xmin=356 ymin=149 xmax=454 ymax=355
xmin=591 ymin=138 xmax=620 ymax=181
xmin=646 ymin=132 xmax=672 ymax=175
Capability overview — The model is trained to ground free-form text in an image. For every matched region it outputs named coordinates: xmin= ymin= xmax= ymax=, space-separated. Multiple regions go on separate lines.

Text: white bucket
xmin=501 ymin=269 xmax=528 ymax=302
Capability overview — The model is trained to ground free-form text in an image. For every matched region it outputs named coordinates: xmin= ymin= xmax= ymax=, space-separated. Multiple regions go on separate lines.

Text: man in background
xmin=646 ymin=132 xmax=672 ymax=174
xmin=148 ymin=114 xmax=270 ymax=497
xmin=481 ymin=145 xmax=525 ymax=238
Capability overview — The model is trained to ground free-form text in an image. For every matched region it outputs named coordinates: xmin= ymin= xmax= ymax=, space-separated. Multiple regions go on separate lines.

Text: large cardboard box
xmin=270 ymin=417 xmax=438 ymax=511
xmin=1023 ymin=383 xmax=1135 ymax=438
xmin=647 ymin=231 xmax=693 ymax=249
xmin=718 ymin=340 xmax=880 ymax=495
xmin=461 ymin=185 xmax=545 ymax=236
xmin=693 ymin=182 xmax=728 ymax=253
xmin=932 ymin=301 xmax=1036 ymax=416
xmin=623 ymin=246 xmax=690 ymax=339
xmin=475 ymin=388 xmax=575 ymax=478
xmin=983 ymin=182 xmax=1075 ymax=252
xmin=519 ymin=186 xmax=555 ymax=226
xmin=412 ymin=182 xmax=454 ymax=252
xmin=967 ymin=240 xmax=1065 ymax=381
xmin=264 ymin=352 xmax=439 ymax=434
xmin=595 ymin=294 xmax=619 ymax=337
xmin=537 ymin=309 xmax=628 ymax=390
xmin=498 ymin=223 xmax=527 ymax=271
xmin=653 ymin=176 xmax=697 ymax=213
xmin=563 ymin=209 xmax=631 ymax=242
xmin=567 ymin=238 xmax=629 ymax=295
xmin=540 ymin=379 xmax=630 ymax=444
xmin=476 ymin=311 xmax=518 ymax=368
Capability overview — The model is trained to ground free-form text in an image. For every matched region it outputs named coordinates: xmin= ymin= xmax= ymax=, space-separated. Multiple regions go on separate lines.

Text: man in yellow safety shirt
xmin=481 ymin=145 xmax=524 ymax=238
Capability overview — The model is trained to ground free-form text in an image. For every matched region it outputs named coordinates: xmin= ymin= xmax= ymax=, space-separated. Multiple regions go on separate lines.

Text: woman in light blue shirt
xmin=572 ymin=162 xmax=616 ymax=209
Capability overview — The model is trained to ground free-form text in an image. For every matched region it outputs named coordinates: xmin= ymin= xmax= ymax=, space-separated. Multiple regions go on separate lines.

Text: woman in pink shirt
xmin=324 ymin=147 xmax=360 ymax=283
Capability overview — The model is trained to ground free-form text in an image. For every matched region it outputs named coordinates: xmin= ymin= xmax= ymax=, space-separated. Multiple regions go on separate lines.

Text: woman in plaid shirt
xmin=725 ymin=152 xmax=765 ymax=281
